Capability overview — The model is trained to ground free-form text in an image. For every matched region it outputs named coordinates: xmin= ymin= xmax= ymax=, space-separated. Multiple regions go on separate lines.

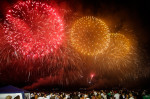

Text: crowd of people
xmin=30 ymin=89 xmax=150 ymax=99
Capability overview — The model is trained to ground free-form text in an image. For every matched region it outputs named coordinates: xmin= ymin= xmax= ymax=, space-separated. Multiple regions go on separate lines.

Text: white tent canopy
xmin=0 ymin=85 xmax=30 ymax=99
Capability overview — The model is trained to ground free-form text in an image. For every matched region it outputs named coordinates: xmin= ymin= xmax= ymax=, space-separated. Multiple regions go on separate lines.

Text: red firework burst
xmin=4 ymin=0 xmax=64 ymax=58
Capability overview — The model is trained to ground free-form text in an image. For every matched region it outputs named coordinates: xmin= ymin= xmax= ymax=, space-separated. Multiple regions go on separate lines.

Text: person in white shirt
xmin=37 ymin=93 xmax=43 ymax=99
xmin=103 ymin=93 xmax=107 ymax=99
xmin=114 ymin=92 xmax=120 ymax=99
xmin=101 ymin=92 xmax=104 ymax=98
xmin=94 ymin=91 xmax=97 ymax=96
xmin=129 ymin=93 xmax=134 ymax=99
xmin=78 ymin=92 xmax=81 ymax=97
xmin=84 ymin=94 xmax=88 ymax=98
xmin=66 ymin=94 xmax=70 ymax=99
xmin=43 ymin=94 xmax=49 ymax=99
xmin=30 ymin=93 xmax=34 ymax=99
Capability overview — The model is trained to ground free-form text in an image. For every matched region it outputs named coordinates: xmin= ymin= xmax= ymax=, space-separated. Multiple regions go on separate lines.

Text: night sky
xmin=0 ymin=0 xmax=150 ymax=91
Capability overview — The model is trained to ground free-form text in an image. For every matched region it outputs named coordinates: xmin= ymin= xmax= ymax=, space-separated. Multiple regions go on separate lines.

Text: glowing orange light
xmin=70 ymin=16 xmax=110 ymax=56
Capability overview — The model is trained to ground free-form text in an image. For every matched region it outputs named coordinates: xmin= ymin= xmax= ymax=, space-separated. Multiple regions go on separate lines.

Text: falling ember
xmin=70 ymin=16 xmax=110 ymax=56
xmin=4 ymin=0 xmax=64 ymax=58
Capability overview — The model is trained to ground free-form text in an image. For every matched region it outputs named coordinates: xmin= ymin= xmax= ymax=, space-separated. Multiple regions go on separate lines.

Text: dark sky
xmin=0 ymin=0 xmax=150 ymax=90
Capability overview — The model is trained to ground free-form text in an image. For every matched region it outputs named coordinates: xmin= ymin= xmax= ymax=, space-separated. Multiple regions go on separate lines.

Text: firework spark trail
xmin=92 ymin=33 xmax=141 ymax=82
xmin=20 ymin=43 xmax=84 ymax=86
xmin=0 ymin=41 xmax=83 ymax=85
xmin=0 ymin=23 xmax=19 ymax=66
xmin=4 ymin=0 xmax=64 ymax=58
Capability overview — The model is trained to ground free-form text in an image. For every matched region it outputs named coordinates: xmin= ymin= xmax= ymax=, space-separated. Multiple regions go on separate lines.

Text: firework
xmin=70 ymin=16 xmax=110 ymax=56
xmin=98 ymin=33 xmax=137 ymax=70
xmin=105 ymin=33 xmax=131 ymax=59
xmin=4 ymin=0 xmax=64 ymax=58
xmin=1 ymin=20 xmax=83 ymax=84
xmin=92 ymin=33 xmax=140 ymax=81
xmin=0 ymin=1 xmax=84 ymax=85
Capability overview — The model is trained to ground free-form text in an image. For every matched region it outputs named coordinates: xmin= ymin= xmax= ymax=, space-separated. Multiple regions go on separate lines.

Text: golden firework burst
xmin=70 ymin=16 xmax=110 ymax=56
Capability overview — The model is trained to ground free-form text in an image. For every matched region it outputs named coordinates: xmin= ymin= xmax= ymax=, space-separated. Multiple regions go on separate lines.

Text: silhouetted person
xmin=72 ymin=92 xmax=80 ymax=99
xmin=14 ymin=95 xmax=20 ymax=99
